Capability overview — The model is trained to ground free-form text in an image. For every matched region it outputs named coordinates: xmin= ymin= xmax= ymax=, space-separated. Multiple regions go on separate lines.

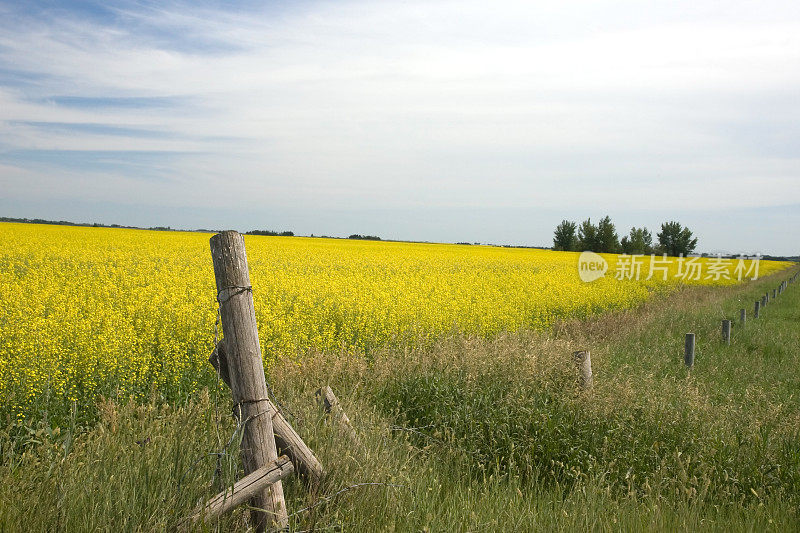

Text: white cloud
xmin=0 ymin=0 xmax=799 ymax=251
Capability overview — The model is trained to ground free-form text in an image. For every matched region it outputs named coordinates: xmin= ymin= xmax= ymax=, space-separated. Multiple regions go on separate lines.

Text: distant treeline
xmin=245 ymin=230 xmax=295 ymax=237
xmin=762 ymin=254 xmax=800 ymax=262
xmin=0 ymin=216 xmax=193 ymax=232
xmin=1 ymin=216 xmax=126 ymax=228
xmin=348 ymin=234 xmax=381 ymax=241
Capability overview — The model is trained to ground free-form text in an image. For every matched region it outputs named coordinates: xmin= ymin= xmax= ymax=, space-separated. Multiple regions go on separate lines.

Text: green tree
xmin=656 ymin=221 xmax=698 ymax=257
xmin=596 ymin=216 xmax=620 ymax=253
xmin=577 ymin=218 xmax=599 ymax=252
xmin=552 ymin=220 xmax=578 ymax=251
xmin=621 ymin=227 xmax=653 ymax=254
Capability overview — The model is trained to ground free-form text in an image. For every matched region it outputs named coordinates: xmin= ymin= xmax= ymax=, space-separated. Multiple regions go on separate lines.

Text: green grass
xmin=1 ymin=269 xmax=798 ymax=531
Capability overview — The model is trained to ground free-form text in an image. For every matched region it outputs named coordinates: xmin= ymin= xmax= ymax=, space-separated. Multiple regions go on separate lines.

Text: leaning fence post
xmin=739 ymin=308 xmax=746 ymax=326
xmin=684 ymin=333 xmax=695 ymax=368
xmin=722 ymin=320 xmax=731 ymax=346
xmin=210 ymin=231 xmax=288 ymax=531
xmin=573 ymin=350 xmax=593 ymax=389
xmin=754 ymin=300 xmax=760 ymax=319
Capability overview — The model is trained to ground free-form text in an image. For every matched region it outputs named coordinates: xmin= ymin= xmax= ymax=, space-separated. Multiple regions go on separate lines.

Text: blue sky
xmin=1 ymin=0 xmax=799 ymax=254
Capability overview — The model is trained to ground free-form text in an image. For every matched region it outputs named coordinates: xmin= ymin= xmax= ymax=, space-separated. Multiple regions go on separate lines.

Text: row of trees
xmin=245 ymin=229 xmax=295 ymax=236
xmin=553 ymin=217 xmax=698 ymax=256
xmin=348 ymin=234 xmax=381 ymax=241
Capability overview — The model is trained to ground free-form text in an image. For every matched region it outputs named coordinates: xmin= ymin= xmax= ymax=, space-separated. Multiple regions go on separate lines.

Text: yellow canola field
xmin=0 ymin=223 xmax=789 ymax=419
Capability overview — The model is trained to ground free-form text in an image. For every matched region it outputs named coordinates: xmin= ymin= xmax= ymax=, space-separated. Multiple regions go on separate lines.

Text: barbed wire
xmin=212 ymin=306 xmax=224 ymax=488
xmin=288 ymin=482 xmax=410 ymax=519
xmin=216 ymin=285 xmax=252 ymax=305
xmin=388 ymin=424 xmax=486 ymax=460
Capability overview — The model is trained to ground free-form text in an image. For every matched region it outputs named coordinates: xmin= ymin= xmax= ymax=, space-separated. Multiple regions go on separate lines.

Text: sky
xmin=0 ymin=0 xmax=799 ymax=255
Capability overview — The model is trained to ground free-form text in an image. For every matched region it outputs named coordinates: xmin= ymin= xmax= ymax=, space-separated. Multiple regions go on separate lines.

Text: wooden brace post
xmin=210 ymin=340 xmax=325 ymax=488
xmin=184 ymin=456 xmax=294 ymax=526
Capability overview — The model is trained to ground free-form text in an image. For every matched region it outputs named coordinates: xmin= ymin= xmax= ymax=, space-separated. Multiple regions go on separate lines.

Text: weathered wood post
xmin=772 ymin=288 xmax=777 ymax=299
xmin=722 ymin=320 xmax=731 ymax=345
xmin=761 ymin=295 xmax=767 ymax=309
xmin=684 ymin=333 xmax=695 ymax=368
xmin=210 ymin=231 xmax=288 ymax=530
xmin=754 ymin=300 xmax=760 ymax=319
xmin=573 ymin=350 xmax=593 ymax=389
xmin=739 ymin=308 xmax=746 ymax=326
xmin=316 ymin=386 xmax=361 ymax=445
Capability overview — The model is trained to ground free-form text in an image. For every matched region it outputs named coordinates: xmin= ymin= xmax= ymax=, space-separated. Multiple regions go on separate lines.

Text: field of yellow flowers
xmin=0 ymin=222 xmax=788 ymax=422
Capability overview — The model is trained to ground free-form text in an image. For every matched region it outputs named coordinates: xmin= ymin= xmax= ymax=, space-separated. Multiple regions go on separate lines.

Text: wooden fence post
xmin=573 ymin=350 xmax=593 ymax=389
xmin=739 ymin=308 xmax=746 ymax=326
xmin=684 ymin=333 xmax=695 ymax=368
xmin=772 ymin=288 xmax=777 ymax=299
xmin=754 ymin=300 xmax=760 ymax=319
xmin=210 ymin=231 xmax=288 ymax=531
xmin=722 ymin=320 xmax=731 ymax=346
